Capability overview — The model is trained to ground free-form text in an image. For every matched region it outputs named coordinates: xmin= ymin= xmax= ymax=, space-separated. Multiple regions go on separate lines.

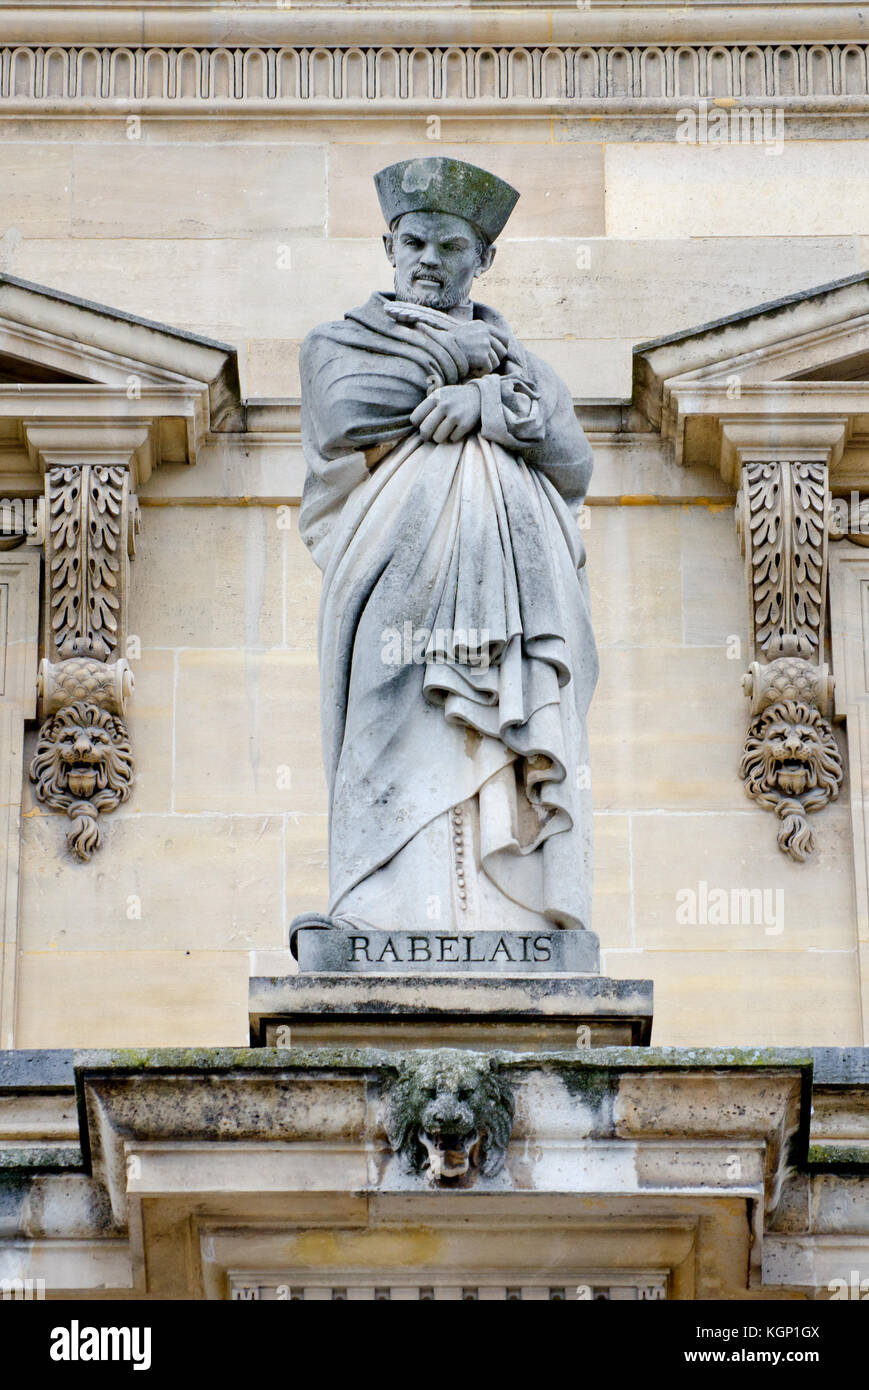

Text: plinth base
xmin=249 ymin=973 xmax=653 ymax=1050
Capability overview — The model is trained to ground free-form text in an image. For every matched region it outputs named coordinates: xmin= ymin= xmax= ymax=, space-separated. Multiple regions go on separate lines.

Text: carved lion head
xmin=30 ymin=701 xmax=133 ymax=860
xmin=740 ymin=700 xmax=843 ymax=861
xmin=384 ymin=1051 xmax=515 ymax=1184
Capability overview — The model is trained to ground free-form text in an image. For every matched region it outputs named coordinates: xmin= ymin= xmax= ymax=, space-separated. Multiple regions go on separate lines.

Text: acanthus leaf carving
xmin=47 ymin=463 xmax=129 ymax=662
xmin=739 ymin=460 xmax=828 ymax=661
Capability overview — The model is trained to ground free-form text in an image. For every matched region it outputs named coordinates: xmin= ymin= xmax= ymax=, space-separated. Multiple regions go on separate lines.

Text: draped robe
xmin=299 ymin=291 xmax=598 ymax=934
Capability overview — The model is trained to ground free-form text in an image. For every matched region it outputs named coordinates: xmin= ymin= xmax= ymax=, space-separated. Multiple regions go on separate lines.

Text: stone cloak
xmin=299 ymin=292 xmax=598 ymax=930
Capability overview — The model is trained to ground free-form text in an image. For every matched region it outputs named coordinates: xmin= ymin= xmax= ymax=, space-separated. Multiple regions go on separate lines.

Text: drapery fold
xmin=311 ymin=429 xmax=596 ymax=928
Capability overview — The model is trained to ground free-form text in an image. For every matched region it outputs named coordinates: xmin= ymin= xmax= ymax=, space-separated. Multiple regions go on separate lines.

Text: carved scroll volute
xmin=30 ymin=464 xmax=139 ymax=861
xmin=736 ymin=461 xmax=842 ymax=861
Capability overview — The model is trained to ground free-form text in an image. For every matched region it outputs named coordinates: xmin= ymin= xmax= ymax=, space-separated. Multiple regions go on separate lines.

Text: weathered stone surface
xmin=128 ymin=505 xmax=285 ymax=649
xmin=0 ymin=1045 xmax=826 ymax=1299
xmin=71 ymin=143 xmax=327 ymax=239
xmin=249 ymin=972 xmax=653 ymax=1048
xmin=18 ymin=813 xmax=284 ymax=954
xmin=174 ymin=649 xmax=328 ymax=815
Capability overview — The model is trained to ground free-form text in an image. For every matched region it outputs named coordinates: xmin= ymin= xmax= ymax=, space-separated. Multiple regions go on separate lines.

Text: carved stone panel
xmin=45 ymin=464 xmax=136 ymax=664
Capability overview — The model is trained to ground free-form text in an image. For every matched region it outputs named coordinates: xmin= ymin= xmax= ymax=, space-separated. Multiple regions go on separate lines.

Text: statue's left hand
xmin=410 ymin=384 xmax=481 ymax=444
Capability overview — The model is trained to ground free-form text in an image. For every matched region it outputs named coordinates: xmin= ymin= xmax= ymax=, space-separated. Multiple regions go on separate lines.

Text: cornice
xmin=1 ymin=5 xmax=868 ymax=48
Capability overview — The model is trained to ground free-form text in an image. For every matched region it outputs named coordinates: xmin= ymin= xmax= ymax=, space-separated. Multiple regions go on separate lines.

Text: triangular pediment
xmin=633 ymin=272 xmax=869 ymax=484
xmin=0 ymin=274 xmax=243 ymax=486
xmin=0 ymin=351 xmax=88 ymax=385
xmin=791 ymin=350 xmax=869 ymax=382
xmin=0 ymin=272 xmax=242 ymax=421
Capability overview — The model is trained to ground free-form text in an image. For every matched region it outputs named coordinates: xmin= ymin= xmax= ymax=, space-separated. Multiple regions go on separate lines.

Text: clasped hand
xmin=418 ymin=319 xmax=507 ymax=375
xmin=410 ymin=383 xmax=482 ymax=444
xmin=386 ymin=303 xmax=508 ymax=377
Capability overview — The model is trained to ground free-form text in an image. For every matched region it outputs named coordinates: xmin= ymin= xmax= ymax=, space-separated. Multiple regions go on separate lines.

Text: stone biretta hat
xmin=374 ymin=157 xmax=519 ymax=244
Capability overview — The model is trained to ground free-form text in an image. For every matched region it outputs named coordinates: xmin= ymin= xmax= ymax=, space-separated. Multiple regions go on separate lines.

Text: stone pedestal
xmin=248 ymin=973 xmax=654 ymax=1050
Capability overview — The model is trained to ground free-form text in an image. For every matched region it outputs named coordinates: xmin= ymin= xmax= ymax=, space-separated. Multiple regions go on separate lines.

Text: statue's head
xmin=374 ymin=157 xmax=518 ymax=310
xmin=384 ymin=209 xmax=493 ymax=309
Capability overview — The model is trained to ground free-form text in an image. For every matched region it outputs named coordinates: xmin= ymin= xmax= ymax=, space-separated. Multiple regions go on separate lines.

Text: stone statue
xmin=298 ymin=157 xmax=597 ymax=946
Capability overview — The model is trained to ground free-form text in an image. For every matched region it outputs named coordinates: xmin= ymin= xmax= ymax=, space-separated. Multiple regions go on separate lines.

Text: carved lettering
xmin=462 ymin=935 xmax=487 ymax=963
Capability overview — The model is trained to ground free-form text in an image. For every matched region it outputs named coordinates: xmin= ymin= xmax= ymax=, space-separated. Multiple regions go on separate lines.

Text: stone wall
xmin=6 ymin=11 xmax=867 ymax=1049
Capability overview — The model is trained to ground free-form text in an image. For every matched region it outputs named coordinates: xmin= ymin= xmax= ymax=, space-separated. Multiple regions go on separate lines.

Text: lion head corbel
xmin=384 ymin=1051 xmax=515 ymax=1185
xmin=29 ymin=700 xmax=133 ymax=861
xmin=740 ymin=659 xmax=843 ymax=862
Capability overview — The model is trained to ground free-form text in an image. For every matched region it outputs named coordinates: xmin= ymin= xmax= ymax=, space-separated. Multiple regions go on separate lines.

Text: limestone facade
xmin=1 ymin=0 xmax=869 ymax=1303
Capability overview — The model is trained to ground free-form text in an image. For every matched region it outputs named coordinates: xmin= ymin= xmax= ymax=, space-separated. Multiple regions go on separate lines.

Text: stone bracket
xmin=25 ymin=432 xmax=141 ymax=862
xmin=736 ymin=459 xmax=843 ymax=860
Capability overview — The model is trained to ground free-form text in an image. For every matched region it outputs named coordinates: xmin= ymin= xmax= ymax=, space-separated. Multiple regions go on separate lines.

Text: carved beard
xmin=394 ymin=269 xmax=469 ymax=311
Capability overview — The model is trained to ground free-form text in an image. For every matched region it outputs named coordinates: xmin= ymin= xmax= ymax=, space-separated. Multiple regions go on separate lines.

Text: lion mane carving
xmin=30 ymin=701 xmax=133 ymax=861
xmin=740 ymin=699 xmax=843 ymax=862
xmin=384 ymin=1051 xmax=515 ymax=1184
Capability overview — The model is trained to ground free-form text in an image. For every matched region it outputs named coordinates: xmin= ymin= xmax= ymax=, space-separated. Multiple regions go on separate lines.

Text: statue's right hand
xmin=410 ymin=384 xmax=481 ymax=444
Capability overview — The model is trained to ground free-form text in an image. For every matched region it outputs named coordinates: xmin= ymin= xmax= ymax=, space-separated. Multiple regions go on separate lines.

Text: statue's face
xmin=384 ymin=210 xmax=495 ymax=309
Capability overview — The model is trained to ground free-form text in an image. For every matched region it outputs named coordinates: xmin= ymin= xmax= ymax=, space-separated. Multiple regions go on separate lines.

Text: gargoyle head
xmin=30 ymin=701 xmax=133 ymax=860
xmin=740 ymin=699 xmax=843 ymax=861
xmin=384 ymin=1051 xmax=514 ymax=1184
